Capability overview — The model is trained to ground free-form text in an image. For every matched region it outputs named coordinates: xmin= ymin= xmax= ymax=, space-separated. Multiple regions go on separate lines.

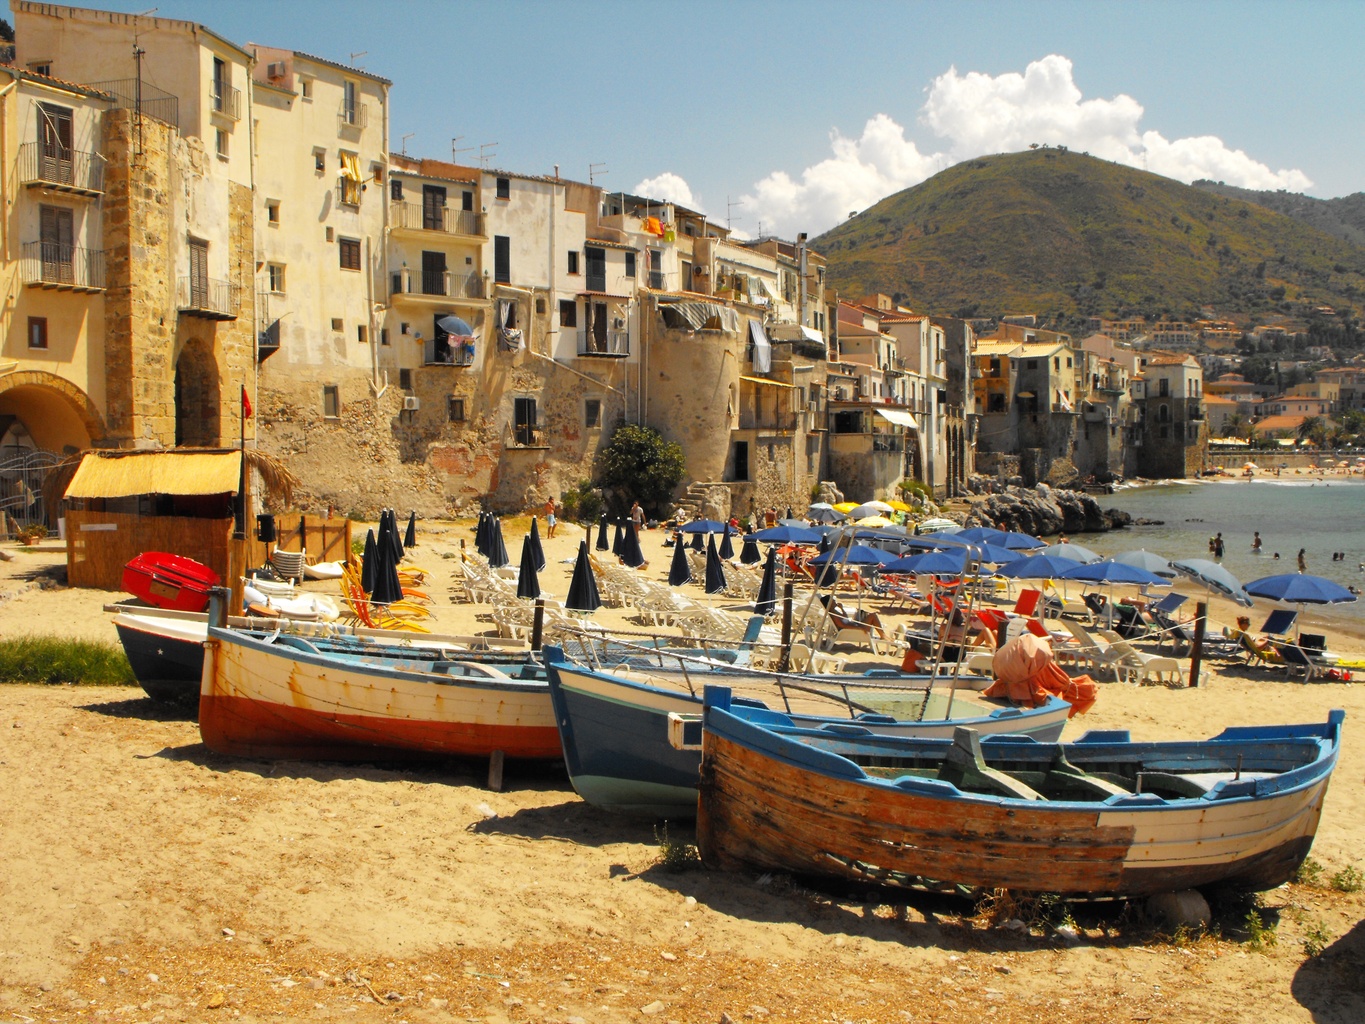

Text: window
xmin=462 ymin=191 xmax=474 ymax=212
xmin=300 ymin=77 xmax=313 ymax=101
xmin=27 ymin=317 xmax=48 ymax=350
xmin=399 ymin=369 xmax=412 ymax=390
xmin=339 ymin=152 xmax=361 ymax=204
xmin=342 ymin=80 xmax=358 ymax=124
xmin=265 ymin=199 xmax=280 ymax=224
xmin=494 ymin=235 xmax=510 ymax=283
xmin=331 ymin=318 xmax=344 ymax=332
xmin=357 ymin=324 xmax=368 ymax=343
xmin=390 ymin=178 xmax=403 ymax=202
xmin=314 ymin=149 xmax=326 ymax=172
xmin=338 ymin=237 xmax=361 ymax=270
xmin=567 ymin=251 xmax=580 ymax=275
xmin=625 ymin=252 xmax=636 ymax=278
xmin=325 ymin=226 xmax=334 ymax=242
xmin=380 ymin=328 xmax=389 ymax=346
xmin=212 ymin=57 xmax=227 ymax=112
xmin=496 ymin=177 xmax=510 ymax=200
xmin=559 ymin=300 xmax=576 ymax=327
xmin=323 ymin=385 xmax=340 ymax=418
xmin=422 ymin=184 xmax=446 ymax=231
xmin=448 ymin=396 xmax=465 ymax=422
xmin=30 ymin=62 xmax=51 ymax=77
xmin=267 ymin=263 xmax=286 ymax=293
xmin=513 ymin=397 xmax=537 ymax=445
xmin=584 ymin=399 xmax=601 ymax=428
xmin=215 ymin=129 xmax=229 ymax=159
xmin=535 ymin=297 xmax=546 ymax=315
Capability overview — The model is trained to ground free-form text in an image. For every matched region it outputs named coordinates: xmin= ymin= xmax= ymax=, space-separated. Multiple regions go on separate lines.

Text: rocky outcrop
xmin=963 ymin=483 xmax=1129 ymax=537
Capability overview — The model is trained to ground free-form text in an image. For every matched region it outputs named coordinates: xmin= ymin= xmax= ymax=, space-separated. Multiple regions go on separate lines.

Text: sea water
xmin=1074 ymin=477 xmax=1365 ymax=620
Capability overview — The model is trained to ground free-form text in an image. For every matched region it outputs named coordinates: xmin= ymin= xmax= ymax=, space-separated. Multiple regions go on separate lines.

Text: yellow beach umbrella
xmin=832 ymin=501 xmax=860 ymax=513
xmin=887 ymin=500 xmax=913 ymax=513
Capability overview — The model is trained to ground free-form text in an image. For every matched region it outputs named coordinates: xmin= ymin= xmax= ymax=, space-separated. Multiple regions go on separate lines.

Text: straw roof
xmin=43 ymin=448 xmax=298 ymax=512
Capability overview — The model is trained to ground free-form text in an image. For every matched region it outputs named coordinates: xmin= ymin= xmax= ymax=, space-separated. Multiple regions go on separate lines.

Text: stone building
xmin=1132 ymin=352 xmax=1208 ymax=477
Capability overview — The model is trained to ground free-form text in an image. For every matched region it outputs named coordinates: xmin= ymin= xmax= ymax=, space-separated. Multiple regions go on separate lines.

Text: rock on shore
xmin=963 ymin=484 xmax=1129 ymax=537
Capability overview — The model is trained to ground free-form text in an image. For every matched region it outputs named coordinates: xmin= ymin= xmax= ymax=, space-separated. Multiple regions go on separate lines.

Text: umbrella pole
xmin=941 ymin=552 xmax=980 ymax=722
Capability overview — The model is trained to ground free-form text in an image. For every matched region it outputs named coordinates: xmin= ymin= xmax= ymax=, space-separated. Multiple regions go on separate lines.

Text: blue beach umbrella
xmin=1062 ymin=560 xmax=1169 ymax=588
xmin=753 ymin=524 xmax=824 ymax=546
xmin=360 ymin=528 xmax=377 ymax=594
xmin=1244 ymin=573 xmax=1356 ymax=606
xmin=668 ymin=536 xmax=692 ymax=586
xmin=404 ymin=510 xmax=417 ymax=550
xmin=719 ymin=522 xmax=735 ymax=561
xmin=755 ymin=546 xmax=778 ymax=616
xmin=704 ymin=534 xmax=727 ymax=595
xmin=807 ymin=544 xmax=892 ymax=568
xmin=955 ymin=526 xmax=1008 ymax=545
xmin=487 ymin=516 xmax=510 ymax=569
xmin=474 ymin=513 xmax=488 ymax=556
xmin=739 ymin=534 xmax=762 ymax=565
xmin=619 ymin=520 xmax=646 ymax=568
xmin=528 ymin=516 xmax=546 ymax=572
xmin=516 ymin=536 xmax=541 ymax=600
xmin=680 ymin=518 xmax=726 ymax=534
xmin=565 ymin=541 xmax=602 ymax=614
xmin=972 ymin=542 xmax=1025 ymax=565
xmin=881 ymin=549 xmax=971 ymax=576
xmin=995 ymin=554 xmax=1084 ymax=580
xmin=1171 ymin=558 xmax=1253 ymax=606
xmin=595 ymin=515 xmax=610 ymax=551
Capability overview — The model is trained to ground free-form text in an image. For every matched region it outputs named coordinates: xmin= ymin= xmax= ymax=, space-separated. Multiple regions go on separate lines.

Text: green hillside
xmin=811 ymin=149 xmax=1365 ymax=328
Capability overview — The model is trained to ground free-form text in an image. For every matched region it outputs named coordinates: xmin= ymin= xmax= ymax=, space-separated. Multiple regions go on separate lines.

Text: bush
xmin=0 ymin=636 xmax=136 ymax=686
xmin=596 ymin=424 xmax=686 ymax=516
xmin=560 ymin=480 xmax=603 ymax=525
xmin=15 ymin=524 xmax=48 ymax=545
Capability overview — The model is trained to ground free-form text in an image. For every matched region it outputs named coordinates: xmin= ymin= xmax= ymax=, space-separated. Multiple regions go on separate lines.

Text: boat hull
xmin=200 ymin=628 xmax=559 ymax=762
xmin=696 ymin=701 xmax=1341 ymax=897
xmin=546 ymin=659 xmax=1071 ymax=818
xmin=122 ymin=552 xmax=219 ymax=613
xmin=114 ymin=613 xmax=208 ymax=706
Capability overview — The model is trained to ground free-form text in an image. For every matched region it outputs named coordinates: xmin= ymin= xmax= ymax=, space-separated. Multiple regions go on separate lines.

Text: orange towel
xmin=984 ymin=632 xmax=1098 ymax=716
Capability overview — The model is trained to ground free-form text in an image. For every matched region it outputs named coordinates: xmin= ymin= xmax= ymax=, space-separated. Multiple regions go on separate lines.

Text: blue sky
xmin=76 ymin=0 xmax=1365 ymax=239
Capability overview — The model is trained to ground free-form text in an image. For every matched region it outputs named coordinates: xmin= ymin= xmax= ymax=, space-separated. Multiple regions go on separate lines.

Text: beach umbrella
xmin=719 ymin=522 xmax=735 ymax=560
xmin=619 ymin=520 xmax=646 ymax=568
xmin=1063 ymin=559 xmax=1170 ymax=625
xmin=437 ymin=314 xmax=476 ymax=338
xmin=565 ymin=541 xmax=602 ymax=614
xmin=388 ymin=509 xmax=404 ymax=561
xmin=955 ymin=526 xmax=1007 ymax=544
xmin=516 ymin=536 xmax=541 ymax=600
xmin=690 ymin=529 xmax=705 ymax=551
xmin=1001 ymin=531 xmax=1046 ymax=551
xmin=612 ymin=521 xmax=624 ymax=556
xmin=474 ymin=513 xmax=489 ymax=556
xmin=1171 ymin=558 xmax=1253 ymax=606
xmin=807 ymin=506 xmax=846 ymax=524
xmin=595 ymin=515 xmax=610 ymax=551
xmin=404 ymin=510 xmax=417 ymax=549
xmin=668 ymin=535 xmax=692 ymax=586
xmin=808 ymin=544 xmax=892 ymax=568
xmin=995 ymin=553 xmax=1084 ymax=580
xmin=371 ymin=528 xmax=404 ymax=605
xmin=527 ymin=516 xmax=546 ymax=572
xmin=704 ymin=534 xmax=727 ymax=594
xmin=1112 ymin=548 xmax=1176 ymax=577
xmin=855 ymin=514 xmax=895 ymax=527
xmin=917 ymin=517 xmax=961 ymax=534
xmin=487 ymin=516 xmax=510 ymax=569
xmin=887 ymin=500 xmax=913 ymax=513
xmin=832 ymin=501 xmax=860 ymax=514
xmin=754 ymin=546 xmax=778 ymax=616
xmin=1046 ymin=541 xmax=1101 ymax=563
xmin=882 ymin=549 xmax=971 ymax=576
xmin=849 ymin=500 xmax=894 ymax=519
xmin=739 ymin=534 xmax=762 ymax=565
xmin=680 ymin=518 xmax=726 ymax=534
xmin=1244 ymin=573 xmax=1356 ymax=605
xmin=753 ymin=524 xmax=822 ymax=546
xmin=360 ymin=528 xmax=377 ymax=594
xmin=972 ymin=542 xmax=1025 ymax=565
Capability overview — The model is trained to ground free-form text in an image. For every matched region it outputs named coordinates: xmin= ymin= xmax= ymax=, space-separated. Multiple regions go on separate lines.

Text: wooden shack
xmin=52 ymin=448 xmax=349 ymax=598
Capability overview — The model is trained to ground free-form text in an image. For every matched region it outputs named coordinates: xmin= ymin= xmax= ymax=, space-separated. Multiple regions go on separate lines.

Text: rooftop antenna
xmin=589 ymin=162 xmax=608 ymax=186
xmin=479 ymin=142 xmax=498 ymax=168
xmin=349 ymin=50 xmax=368 ymax=68
xmin=400 ymin=132 xmax=414 ymax=156
xmin=135 ymin=7 xmax=158 ymax=14
xmin=451 ymin=136 xmax=475 ymax=163
xmin=726 ymin=195 xmax=743 ymax=232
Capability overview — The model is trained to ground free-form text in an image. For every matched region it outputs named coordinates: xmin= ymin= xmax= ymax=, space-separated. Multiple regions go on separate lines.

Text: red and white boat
xmin=122 ymin=552 xmax=220 ymax=613
xmin=198 ymin=619 xmax=558 ymax=763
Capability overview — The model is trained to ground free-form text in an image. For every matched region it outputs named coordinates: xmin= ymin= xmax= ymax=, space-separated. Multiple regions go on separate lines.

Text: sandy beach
xmin=1 ymin=520 xmax=1363 ymax=1024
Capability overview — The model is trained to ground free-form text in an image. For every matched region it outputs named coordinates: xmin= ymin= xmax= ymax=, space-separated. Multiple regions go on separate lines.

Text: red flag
xmin=241 ymin=384 xmax=253 ymax=419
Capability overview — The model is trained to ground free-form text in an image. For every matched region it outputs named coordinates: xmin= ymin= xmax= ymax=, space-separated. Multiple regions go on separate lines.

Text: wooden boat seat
xmin=936 ymin=727 xmax=1044 ymax=801
xmin=1138 ymin=770 xmax=1276 ymax=800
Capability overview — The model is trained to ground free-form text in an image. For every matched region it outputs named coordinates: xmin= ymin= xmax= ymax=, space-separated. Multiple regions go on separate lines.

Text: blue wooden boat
xmin=543 ymin=647 xmax=1071 ymax=818
xmin=687 ymin=688 xmax=1343 ymax=897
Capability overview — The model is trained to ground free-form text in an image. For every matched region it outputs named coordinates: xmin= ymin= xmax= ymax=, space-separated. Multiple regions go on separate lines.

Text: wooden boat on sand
xmin=685 ymin=688 xmax=1343 ymax=897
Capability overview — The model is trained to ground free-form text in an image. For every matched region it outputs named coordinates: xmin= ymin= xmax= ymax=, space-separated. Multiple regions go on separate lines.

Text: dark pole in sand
xmin=531 ymin=598 xmax=545 ymax=651
xmin=1189 ymin=601 xmax=1207 ymax=688
xmin=778 ymin=582 xmax=794 ymax=672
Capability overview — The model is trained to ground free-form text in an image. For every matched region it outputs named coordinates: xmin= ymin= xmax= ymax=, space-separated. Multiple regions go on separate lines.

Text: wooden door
xmin=38 ymin=103 xmax=73 ymax=184
xmin=40 ymin=205 xmax=73 ymax=283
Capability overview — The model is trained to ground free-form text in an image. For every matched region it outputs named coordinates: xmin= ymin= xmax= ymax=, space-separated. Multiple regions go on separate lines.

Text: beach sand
xmin=1 ymin=521 xmax=1363 ymax=1023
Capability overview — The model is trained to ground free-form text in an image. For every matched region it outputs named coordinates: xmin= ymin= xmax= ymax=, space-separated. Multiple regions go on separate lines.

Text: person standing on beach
xmin=630 ymin=501 xmax=644 ymax=534
xmin=1298 ymin=548 xmax=1307 ymax=572
xmin=545 ymin=498 xmax=557 ymax=539
xmin=1214 ymin=533 xmax=1225 ymax=559
xmin=1252 ymin=532 xmax=1262 ymax=554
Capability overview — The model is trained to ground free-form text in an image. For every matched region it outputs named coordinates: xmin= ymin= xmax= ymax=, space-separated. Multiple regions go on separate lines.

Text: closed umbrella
xmin=487 ymin=516 xmax=510 ymax=569
xmin=668 ymin=535 xmax=692 ymax=586
xmin=565 ymin=541 xmax=602 ymax=614
xmin=704 ymin=534 xmax=727 ymax=594
xmin=388 ymin=508 xmax=404 ymax=561
xmin=612 ymin=521 xmax=624 ymax=556
xmin=1171 ymin=558 xmax=1253 ymax=606
xmin=371 ymin=529 xmax=404 ymax=605
xmin=595 ymin=515 xmax=609 ymax=551
xmin=1113 ymin=549 xmax=1176 ymax=577
xmin=719 ymin=522 xmax=735 ymax=560
xmin=619 ymin=520 xmax=646 ymax=568
xmin=528 ymin=516 xmax=546 ymax=572
xmin=1046 ymin=541 xmax=1101 ymax=563
xmin=474 ymin=513 xmax=489 ymax=556
xmin=404 ymin=510 xmax=417 ymax=549
xmin=360 ymin=528 xmax=377 ymax=594
xmin=516 ymin=536 xmax=541 ymax=600
xmin=755 ymin=546 xmax=778 ymax=616
xmin=739 ymin=534 xmax=761 ymax=565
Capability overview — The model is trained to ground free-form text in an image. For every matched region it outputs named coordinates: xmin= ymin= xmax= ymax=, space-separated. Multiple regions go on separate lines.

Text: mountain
xmin=810 ymin=149 xmax=1365 ymax=327
xmin=1190 ymin=180 xmax=1365 ymax=248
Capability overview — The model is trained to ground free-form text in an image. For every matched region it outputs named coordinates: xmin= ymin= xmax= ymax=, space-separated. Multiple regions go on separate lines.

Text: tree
xmin=596 ymin=424 xmax=686 ymax=516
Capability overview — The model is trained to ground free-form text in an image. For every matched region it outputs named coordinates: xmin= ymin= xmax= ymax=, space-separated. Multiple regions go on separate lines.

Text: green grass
xmin=0 ymin=636 xmax=136 ymax=686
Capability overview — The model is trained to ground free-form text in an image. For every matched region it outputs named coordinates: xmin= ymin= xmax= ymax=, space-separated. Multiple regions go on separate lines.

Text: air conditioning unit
xmin=613 ymin=317 xmax=625 ymax=329
xmin=266 ymin=62 xmax=286 ymax=79
xmin=402 ymin=395 xmax=420 ymax=411
xmin=833 ymin=386 xmax=847 ymax=400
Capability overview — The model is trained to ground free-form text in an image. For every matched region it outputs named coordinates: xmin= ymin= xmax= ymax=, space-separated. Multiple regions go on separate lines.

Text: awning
xmin=339 ymin=152 xmax=362 ymax=182
xmin=748 ymin=319 xmax=771 ymax=373
xmin=65 ymin=451 xmax=243 ymax=499
xmin=658 ymin=300 xmax=739 ymax=333
xmin=875 ymin=408 xmax=919 ymax=430
xmin=739 ymin=375 xmax=796 ymax=389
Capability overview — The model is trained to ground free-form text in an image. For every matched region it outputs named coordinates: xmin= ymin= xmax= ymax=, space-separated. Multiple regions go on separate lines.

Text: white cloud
xmin=633 ymin=172 xmax=705 ymax=213
xmin=711 ymin=54 xmax=1313 ymax=238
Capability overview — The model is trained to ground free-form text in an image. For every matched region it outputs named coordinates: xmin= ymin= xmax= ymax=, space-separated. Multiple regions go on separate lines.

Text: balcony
xmin=177 ymin=276 xmax=239 ymax=320
xmin=872 ymin=433 xmax=903 ymax=453
xmin=1190 ymin=406 xmax=1205 ymax=421
xmin=335 ymin=181 xmax=364 ymax=208
xmin=576 ymin=330 xmax=629 ymax=356
xmin=18 ymin=143 xmax=104 ymax=197
xmin=393 ymin=269 xmax=484 ymax=301
xmin=21 ymin=242 xmax=105 ymax=292
xmin=211 ymin=83 xmax=241 ymax=121
xmin=389 ymin=202 xmax=483 ymax=237
xmin=337 ymin=101 xmax=368 ymax=133
xmin=738 ymin=411 xmax=799 ymax=432
xmin=507 ymin=424 xmax=549 ymax=449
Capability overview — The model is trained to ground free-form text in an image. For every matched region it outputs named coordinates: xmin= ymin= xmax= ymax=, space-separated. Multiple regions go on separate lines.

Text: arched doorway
xmin=175 ymin=338 xmax=222 ymax=446
xmin=0 ymin=371 xmax=105 ymax=528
